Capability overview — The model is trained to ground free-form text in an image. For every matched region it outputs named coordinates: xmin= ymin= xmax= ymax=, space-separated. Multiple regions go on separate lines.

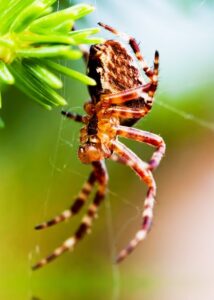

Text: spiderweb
xmin=28 ymin=0 xmax=214 ymax=299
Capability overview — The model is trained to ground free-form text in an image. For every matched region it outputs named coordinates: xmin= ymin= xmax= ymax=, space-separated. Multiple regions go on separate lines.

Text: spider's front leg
xmin=98 ymin=84 xmax=154 ymax=109
xmin=32 ymin=161 xmax=108 ymax=270
xmin=105 ymin=106 xmax=151 ymax=120
xmin=62 ymin=98 xmax=95 ymax=122
xmin=61 ymin=110 xmax=84 ymax=123
xmin=116 ymin=125 xmax=166 ymax=171
xmin=110 ymin=140 xmax=156 ymax=263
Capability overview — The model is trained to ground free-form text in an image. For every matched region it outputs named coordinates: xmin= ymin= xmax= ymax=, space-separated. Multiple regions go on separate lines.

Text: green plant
xmin=0 ymin=0 xmax=104 ymax=127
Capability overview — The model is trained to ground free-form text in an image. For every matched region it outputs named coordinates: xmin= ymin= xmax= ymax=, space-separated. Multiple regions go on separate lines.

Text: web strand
xmin=156 ymin=99 xmax=214 ymax=133
xmin=105 ymin=195 xmax=121 ymax=300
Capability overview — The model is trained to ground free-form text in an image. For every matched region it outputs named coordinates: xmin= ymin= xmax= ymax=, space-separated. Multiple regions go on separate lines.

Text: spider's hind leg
xmin=110 ymin=140 xmax=156 ymax=263
xmin=32 ymin=161 xmax=108 ymax=270
xmin=116 ymin=125 xmax=165 ymax=171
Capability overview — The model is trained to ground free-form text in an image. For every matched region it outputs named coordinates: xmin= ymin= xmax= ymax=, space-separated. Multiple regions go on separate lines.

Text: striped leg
xmin=116 ymin=125 xmax=166 ymax=171
xmin=35 ymin=172 xmax=96 ymax=230
xmin=148 ymin=50 xmax=159 ymax=98
xmin=110 ymin=141 xmax=156 ymax=263
xmin=98 ymin=84 xmax=153 ymax=107
xmin=32 ymin=160 xmax=108 ymax=270
xmin=100 ymin=106 xmax=152 ymax=120
xmin=98 ymin=22 xmax=158 ymax=81
xmin=61 ymin=110 xmax=84 ymax=123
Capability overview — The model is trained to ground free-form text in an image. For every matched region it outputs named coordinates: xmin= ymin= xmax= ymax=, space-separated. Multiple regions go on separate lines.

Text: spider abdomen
xmin=87 ymin=40 xmax=143 ymax=101
xmin=87 ymin=40 xmax=147 ymax=127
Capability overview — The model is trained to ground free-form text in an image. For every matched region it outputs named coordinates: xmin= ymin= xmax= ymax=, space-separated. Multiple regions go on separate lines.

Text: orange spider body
xmin=79 ymin=40 xmax=147 ymax=164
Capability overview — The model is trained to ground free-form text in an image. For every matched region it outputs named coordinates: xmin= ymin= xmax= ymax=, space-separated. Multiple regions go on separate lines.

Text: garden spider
xmin=32 ymin=22 xmax=166 ymax=270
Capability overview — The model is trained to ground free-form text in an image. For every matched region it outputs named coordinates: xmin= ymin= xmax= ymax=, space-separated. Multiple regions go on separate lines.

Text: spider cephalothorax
xmin=33 ymin=22 xmax=166 ymax=270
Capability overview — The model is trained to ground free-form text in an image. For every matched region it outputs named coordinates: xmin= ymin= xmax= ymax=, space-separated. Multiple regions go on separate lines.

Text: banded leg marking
xmin=32 ymin=161 xmax=108 ymax=270
xmin=61 ymin=110 xmax=84 ymax=123
xmin=35 ymin=172 xmax=96 ymax=230
xmin=148 ymin=51 xmax=159 ymax=98
xmin=111 ymin=141 xmax=156 ymax=263
xmin=116 ymin=125 xmax=166 ymax=171
xmin=74 ymin=161 xmax=108 ymax=242
xmin=102 ymin=106 xmax=152 ymax=120
xmin=99 ymin=84 xmax=153 ymax=107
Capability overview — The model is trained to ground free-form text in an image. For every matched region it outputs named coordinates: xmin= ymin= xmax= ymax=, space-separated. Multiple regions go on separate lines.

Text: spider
xmin=32 ymin=22 xmax=166 ymax=270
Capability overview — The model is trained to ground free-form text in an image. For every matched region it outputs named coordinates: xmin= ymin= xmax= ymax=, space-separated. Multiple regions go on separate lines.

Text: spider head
xmin=78 ymin=143 xmax=104 ymax=164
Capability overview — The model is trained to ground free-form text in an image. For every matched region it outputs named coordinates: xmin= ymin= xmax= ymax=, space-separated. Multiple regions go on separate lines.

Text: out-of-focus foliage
xmin=0 ymin=0 xmax=103 ymax=113
xmin=0 ymin=115 xmax=4 ymax=128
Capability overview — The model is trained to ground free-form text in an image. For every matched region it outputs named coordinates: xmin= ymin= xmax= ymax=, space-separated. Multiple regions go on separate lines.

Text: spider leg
xmin=116 ymin=125 xmax=166 ymax=171
xmin=110 ymin=152 xmax=127 ymax=165
xmin=100 ymin=105 xmax=152 ymax=120
xmin=32 ymin=160 xmax=108 ymax=270
xmin=98 ymin=22 xmax=158 ymax=81
xmin=110 ymin=140 xmax=156 ymax=263
xmin=61 ymin=110 xmax=84 ymax=123
xmin=97 ymin=84 xmax=153 ymax=108
xmin=35 ymin=172 xmax=97 ymax=230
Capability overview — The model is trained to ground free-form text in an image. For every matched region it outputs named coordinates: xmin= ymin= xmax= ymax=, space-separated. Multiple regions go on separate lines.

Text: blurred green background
xmin=0 ymin=0 xmax=214 ymax=299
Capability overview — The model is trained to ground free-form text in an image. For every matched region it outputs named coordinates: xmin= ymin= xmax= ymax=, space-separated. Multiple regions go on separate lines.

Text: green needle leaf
xmin=20 ymin=32 xmax=75 ymax=45
xmin=25 ymin=62 xmax=63 ymax=89
xmin=0 ymin=61 xmax=15 ymax=84
xmin=69 ymin=27 xmax=100 ymax=38
xmin=29 ymin=4 xmax=94 ymax=33
xmin=8 ymin=61 xmax=67 ymax=108
xmin=9 ymin=2 xmax=48 ymax=33
xmin=42 ymin=59 xmax=96 ymax=86
xmin=16 ymin=46 xmax=82 ymax=59
xmin=0 ymin=1 xmax=103 ymax=116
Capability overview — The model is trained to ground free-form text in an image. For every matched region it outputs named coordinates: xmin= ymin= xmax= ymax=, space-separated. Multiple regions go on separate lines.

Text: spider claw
xmin=115 ymin=252 xmax=125 ymax=264
xmin=61 ymin=110 xmax=71 ymax=117
xmin=155 ymin=50 xmax=159 ymax=58
xmin=115 ymin=246 xmax=134 ymax=264
xmin=34 ymin=223 xmax=46 ymax=230
xmin=115 ymin=230 xmax=148 ymax=263
xmin=35 ymin=209 xmax=73 ymax=231
xmin=97 ymin=22 xmax=118 ymax=35
xmin=34 ymin=218 xmax=60 ymax=230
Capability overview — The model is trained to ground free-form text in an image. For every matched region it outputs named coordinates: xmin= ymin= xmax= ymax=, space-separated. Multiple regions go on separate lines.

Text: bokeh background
xmin=0 ymin=0 xmax=214 ymax=299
